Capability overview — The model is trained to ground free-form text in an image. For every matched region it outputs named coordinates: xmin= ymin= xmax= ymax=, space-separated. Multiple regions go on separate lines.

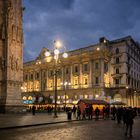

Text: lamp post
xmin=44 ymin=40 xmax=68 ymax=117
xmin=61 ymin=81 xmax=71 ymax=110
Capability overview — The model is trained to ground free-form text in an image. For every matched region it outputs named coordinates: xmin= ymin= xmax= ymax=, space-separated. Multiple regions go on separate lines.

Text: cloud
xmin=23 ymin=0 xmax=140 ymax=62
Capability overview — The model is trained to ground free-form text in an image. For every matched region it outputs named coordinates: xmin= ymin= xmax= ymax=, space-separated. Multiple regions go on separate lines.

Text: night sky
xmin=23 ymin=0 xmax=140 ymax=62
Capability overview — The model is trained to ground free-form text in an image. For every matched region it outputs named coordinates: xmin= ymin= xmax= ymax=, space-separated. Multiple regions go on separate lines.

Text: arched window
xmin=116 ymin=58 xmax=119 ymax=64
xmin=116 ymin=68 xmax=119 ymax=74
xmin=116 ymin=48 xmax=119 ymax=54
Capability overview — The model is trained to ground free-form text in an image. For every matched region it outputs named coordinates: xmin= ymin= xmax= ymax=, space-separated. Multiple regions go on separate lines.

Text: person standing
xmin=95 ymin=107 xmax=100 ymax=120
xmin=32 ymin=105 xmax=36 ymax=115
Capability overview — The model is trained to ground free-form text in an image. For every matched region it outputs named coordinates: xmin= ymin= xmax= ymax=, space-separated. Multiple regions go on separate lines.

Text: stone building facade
xmin=22 ymin=36 xmax=140 ymax=107
xmin=0 ymin=0 xmax=23 ymax=112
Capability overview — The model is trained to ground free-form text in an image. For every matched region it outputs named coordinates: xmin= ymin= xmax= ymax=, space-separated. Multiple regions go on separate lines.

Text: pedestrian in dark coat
xmin=125 ymin=107 xmax=136 ymax=137
xmin=32 ymin=105 xmax=36 ymax=115
xmin=95 ymin=107 xmax=100 ymax=120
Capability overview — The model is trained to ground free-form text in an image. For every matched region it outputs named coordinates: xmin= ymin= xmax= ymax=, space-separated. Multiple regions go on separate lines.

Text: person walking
xmin=88 ymin=105 xmax=93 ymax=120
xmin=32 ymin=105 xmax=36 ymax=115
xmin=124 ymin=107 xmax=136 ymax=137
xmin=95 ymin=107 xmax=100 ymax=120
xmin=77 ymin=106 xmax=81 ymax=120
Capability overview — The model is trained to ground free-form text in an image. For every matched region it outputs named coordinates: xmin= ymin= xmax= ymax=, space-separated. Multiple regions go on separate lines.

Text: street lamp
xmin=61 ymin=81 xmax=71 ymax=110
xmin=44 ymin=40 xmax=68 ymax=117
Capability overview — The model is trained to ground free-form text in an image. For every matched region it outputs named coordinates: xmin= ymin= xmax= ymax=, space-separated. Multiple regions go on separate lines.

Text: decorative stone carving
xmin=0 ymin=57 xmax=6 ymax=70
xmin=1 ymin=24 xmax=6 ymax=40
xmin=9 ymin=55 xmax=19 ymax=71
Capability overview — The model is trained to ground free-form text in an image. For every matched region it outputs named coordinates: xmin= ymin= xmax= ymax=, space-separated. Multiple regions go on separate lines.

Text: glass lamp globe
xmin=63 ymin=52 xmax=68 ymax=58
xmin=45 ymin=51 xmax=50 ymax=57
xmin=54 ymin=49 xmax=60 ymax=55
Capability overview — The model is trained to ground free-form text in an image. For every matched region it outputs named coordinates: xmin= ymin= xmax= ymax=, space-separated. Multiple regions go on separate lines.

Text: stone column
xmin=89 ymin=60 xmax=93 ymax=88
xmin=79 ymin=64 xmax=82 ymax=88
xmin=100 ymin=59 xmax=104 ymax=87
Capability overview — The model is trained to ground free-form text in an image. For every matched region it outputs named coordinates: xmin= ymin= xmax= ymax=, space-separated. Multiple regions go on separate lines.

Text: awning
xmin=77 ymin=99 xmax=109 ymax=105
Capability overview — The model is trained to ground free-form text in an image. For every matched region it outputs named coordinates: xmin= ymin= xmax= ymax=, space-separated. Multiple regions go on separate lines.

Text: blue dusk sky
xmin=23 ymin=0 xmax=140 ymax=62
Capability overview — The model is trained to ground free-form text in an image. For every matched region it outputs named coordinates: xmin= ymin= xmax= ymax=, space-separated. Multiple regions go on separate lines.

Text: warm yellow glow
xmin=55 ymin=41 xmax=61 ymax=48
xmin=54 ymin=49 xmax=60 ymax=55
xmin=63 ymin=52 xmax=68 ymax=58
xmin=45 ymin=56 xmax=52 ymax=62
xmin=84 ymin=95 xmax=88 ymax=99
xmin=28 ymin=96 xmax=32 ymax=100
xmin=23 ymin=96 xmax=27 ymax=100
xmin=44 ymin=51 xmax=50 ymax=57
xmin=97 ymin=47 xmax=100 ymax=51
xmin=34 ymin=81 xmax=40 ymax=91
xmin=73 ymin=76 xmax=78 ymax=89
xmin=95 ymin=94 xmax=99 ymax=98
xmin=48 ymin=79 xmax=53 ymax=90
xmin=104 ymin=73 xmax=110 ymax=87
xmin=57 ymin=78 xmax=61 ymax=90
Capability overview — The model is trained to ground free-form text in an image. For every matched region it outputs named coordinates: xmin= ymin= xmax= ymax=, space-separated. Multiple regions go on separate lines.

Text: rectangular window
xmin=30 ymin=74 xmax=33 ymax=80
xmin=115 ymin=79 xmax=119 ymax=84
xmin=75 ymin=66 xmax=78 ymax=73
xmin=95 ymin=77 xmax=99 ymax=84
xmin=84 ymin=64 xmax=88 ymax=71
xmin=66 ymin=68 xmax=69 ymax=74
xmin=75 ymin=80 xmax=78 ymax=85
xmin=36 ymin=73 xmax=39 ymax=79
xmin=25 ymin=75 xmax=28 ymax=80
xmin=84 ymin=78 xmax=88 ymax=85
xmin=116 ymin=68 xmax=119 ymax=74
xmin=95 ymin=62 xmax=99 ymax=69
xmin=116 ymin=58 xmax=119 ymax=64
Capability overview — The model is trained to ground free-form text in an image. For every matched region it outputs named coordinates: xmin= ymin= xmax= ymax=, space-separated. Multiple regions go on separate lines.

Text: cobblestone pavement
xmin=0 ymin=112 xmax=70 ymax=128
xmin=0 ymin=118 xmax=140 ymax=140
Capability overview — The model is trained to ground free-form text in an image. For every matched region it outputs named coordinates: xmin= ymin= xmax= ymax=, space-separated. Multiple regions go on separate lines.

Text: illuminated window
xmin=84 ymin=95 xmax=88 ymax=99
xmin=23 ymin=96 xmax=27 ymax=100
xmin=75 ymin=80 xmax=78 ymax=85
xmin=79 ymin=95 xmax=83 ymax=99
xmin=85 ymin=78 xmax=88 ymax=85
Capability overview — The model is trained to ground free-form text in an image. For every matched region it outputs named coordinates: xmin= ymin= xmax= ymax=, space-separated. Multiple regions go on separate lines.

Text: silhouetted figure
xmin=95 ymin=107 xmax=100 ymax=120
xmin=102 ymin=107 xmax=105 ymax=119
xmin=111 ymin=106 xmax=117 ymax=120
xmin=88 ymin=105 xmax=93 ymax=120
xmin=77 ymin=106 xmax=81 ymax=120
xmin=32 ymin=105 xmax=36 ymax=115
xmin=72 ymin=105 xmax=77 ymax=116
xmin=125 ymin=107 xmax=136 ymax=137
xmin=122 ymin=107 xmax=127 ymax=126
xmin=105 ymin=106 xmax=110 ymax=119
xmin=116 ymin=107 xmax=123 ymax=124
xmin=82 ymin=109 xmax=86 ymax=120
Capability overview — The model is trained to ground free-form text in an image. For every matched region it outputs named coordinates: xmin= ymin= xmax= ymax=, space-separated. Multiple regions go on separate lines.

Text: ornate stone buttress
xmin=0 ymin=0 xmax=24 ymax=113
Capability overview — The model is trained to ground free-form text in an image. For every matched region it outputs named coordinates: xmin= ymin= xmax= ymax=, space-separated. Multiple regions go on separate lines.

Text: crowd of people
xmin=31 ymin=104 xmax=138 ymax=137
xmin=71 ymin=105 xmax=138 ymax=137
